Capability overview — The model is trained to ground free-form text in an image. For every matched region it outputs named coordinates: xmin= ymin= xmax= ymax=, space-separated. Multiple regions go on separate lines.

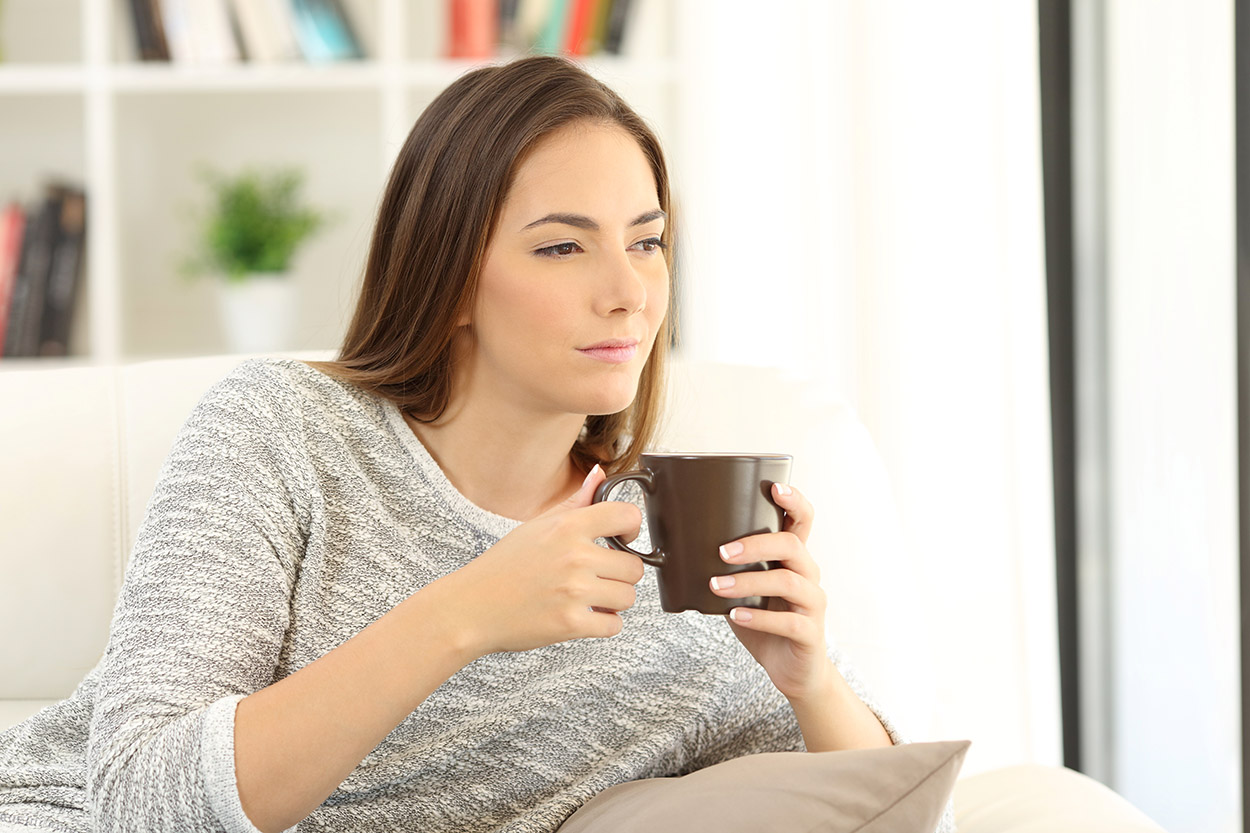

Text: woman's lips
xmin=577 ymin=341 xmax=639 ymax=364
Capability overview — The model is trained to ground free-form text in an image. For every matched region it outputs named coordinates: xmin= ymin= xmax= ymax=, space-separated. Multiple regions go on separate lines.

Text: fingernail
xmin=710 ymin=575 xmax=736 ymax=591
xmin=729 ymin=607 xmax=753 ymax=623
xmin=583 ymin=464 xmax=602 ymax=488
xmin=719 ymin=541 xmax=744 ymax=560
xmin=775 ymin=482 xmax=793 ymax=496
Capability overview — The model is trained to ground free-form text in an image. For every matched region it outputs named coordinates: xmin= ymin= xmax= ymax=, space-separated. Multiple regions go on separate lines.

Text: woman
xmin=0 ymin=56 xmax=900 ymax=833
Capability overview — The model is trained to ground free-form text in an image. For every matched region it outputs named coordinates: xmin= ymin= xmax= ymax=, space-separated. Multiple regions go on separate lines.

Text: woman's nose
xmin=595 ymin=251 xmax=649 ymax=317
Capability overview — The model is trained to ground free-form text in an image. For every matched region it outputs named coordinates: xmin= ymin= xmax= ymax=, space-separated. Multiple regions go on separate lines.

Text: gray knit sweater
xmin=0 ymin=357 xmax=917 ymax=833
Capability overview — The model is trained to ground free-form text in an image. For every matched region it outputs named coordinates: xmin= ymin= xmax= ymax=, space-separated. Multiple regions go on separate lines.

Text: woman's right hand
xmin=431 ymin=465 xmax=646 ymax=658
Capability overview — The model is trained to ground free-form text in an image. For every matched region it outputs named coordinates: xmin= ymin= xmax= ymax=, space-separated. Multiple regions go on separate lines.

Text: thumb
xmin=544 ymin=463 xmax=606 ymax=517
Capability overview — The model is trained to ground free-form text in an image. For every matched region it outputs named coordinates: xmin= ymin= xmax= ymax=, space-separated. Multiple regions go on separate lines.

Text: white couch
xmin=0 ymin=352 xmax=1166 ymax=832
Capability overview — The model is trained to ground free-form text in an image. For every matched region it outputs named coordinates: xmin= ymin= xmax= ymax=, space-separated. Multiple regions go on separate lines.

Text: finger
xmin=541 ymin=464 xmax=607 ymax=518
xmin=584 ymin=609 xmax=624 ymax=638
xmin=709 ymin=567 xmax=824 ymax=613
xmin=572 ymin=604 xmax=626 ymax=638
xmin=718 ymin=530 xmax=819 ymax=583
xmin=587 ymin=545 xmax=646 ymax=585
xmin=550 ymin=498 xmax=642 ymax=547
xmin=772 ymin=482 xmax=815 ymax=545
xmin=726 ymin=605 xmax=821 ymax=644
xmin=586 ymin=575 xmax=638 ymax=613
xmin=573 ymin=499 xmax=644 ymax=542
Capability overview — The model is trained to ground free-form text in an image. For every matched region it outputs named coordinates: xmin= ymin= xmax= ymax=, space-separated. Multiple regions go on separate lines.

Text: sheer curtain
xmin=1100 ymin=2 xmax=1237 ymax=829
xmin=672 ymin=0 xmax=1062 ymax=777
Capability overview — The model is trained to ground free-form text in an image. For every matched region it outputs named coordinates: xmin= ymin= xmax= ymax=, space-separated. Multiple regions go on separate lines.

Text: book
xmin=602 ymin=0 xmax=632 ymax=54
xmin=0 ymin=203 xmax=26 ymax=358
xmin=127 ymin=0 xmax=171 ymax=61
xmin=37 ymin=187 xmax=87 ymax=358
xmin=473 ymin=0 xmax=632 ymax=58
xmin=512 ymin=0 xmax=547 ymax=47
xmin=617 ymin=0 xmax=661 ymax=58
xmin=534 ymin=0 xmax=569 ymax=54
xmin=324 ymin=0 xmax=365 ymax=57
xmin=585 ymin=0 xmax=613 ymax=55
xmin=2 ymin=189 xmax=64 ymax=359
xmin=229 ymin=0 xmax=302 ymax=63
xmin=289 ymin=0 xmax=365 ymax=63
xmin=188 ymin=0 xmax=242 ymax=64
xmin=157 ymin=0 xmax=241 ymax=64
xmin=498 ymin=0 xmax=523 ymax=55
xmin=157 ymin=0 xmax=195 ymax=62
xmin=147 ymin=0 xmax=172 ymax=61
xmin=448 ymin=0 xmax=498 ymax=59
xmin=562 ymin=0 xmax=599 ymax=56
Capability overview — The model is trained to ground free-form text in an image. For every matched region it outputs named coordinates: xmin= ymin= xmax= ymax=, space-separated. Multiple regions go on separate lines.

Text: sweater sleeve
xmin=85 ymin=360 xmax=311 ymax=833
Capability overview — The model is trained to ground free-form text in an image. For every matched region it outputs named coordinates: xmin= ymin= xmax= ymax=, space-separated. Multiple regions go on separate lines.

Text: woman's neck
xmin=404 ymin=403 xmax=587 ymax=522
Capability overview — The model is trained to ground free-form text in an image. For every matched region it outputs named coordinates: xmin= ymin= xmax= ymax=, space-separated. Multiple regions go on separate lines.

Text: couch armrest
xmin=955 ymin=765 xmax=1167 ymax=832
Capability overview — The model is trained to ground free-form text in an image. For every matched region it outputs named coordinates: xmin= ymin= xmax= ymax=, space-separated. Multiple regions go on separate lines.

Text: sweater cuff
xmin=200 ymin=694 xmax=298 ymax=833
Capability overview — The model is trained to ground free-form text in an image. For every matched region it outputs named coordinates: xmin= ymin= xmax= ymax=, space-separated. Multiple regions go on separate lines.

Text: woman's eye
xmin=536 ymin=238 xmax=666 ymax=258
xmin=536 ymin=242 xmax=582 ymax=258
xmin=632 ymin=237 xmax=667 ymax=254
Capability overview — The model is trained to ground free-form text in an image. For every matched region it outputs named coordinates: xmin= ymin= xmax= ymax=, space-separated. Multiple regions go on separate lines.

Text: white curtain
xmin=1102 ymin=2 xmax=1238 ymax=830
xmin=673 ymin=0 xmax=1062 ymax=777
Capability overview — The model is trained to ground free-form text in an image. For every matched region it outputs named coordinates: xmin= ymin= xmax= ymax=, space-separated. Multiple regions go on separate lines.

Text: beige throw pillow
xmin=558 ymin=740 xmax=969 ymax=833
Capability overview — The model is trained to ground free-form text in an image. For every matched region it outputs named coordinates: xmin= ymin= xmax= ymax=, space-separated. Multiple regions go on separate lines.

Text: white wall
xmin=1104 ymin=1 xmax=1240 ymax=830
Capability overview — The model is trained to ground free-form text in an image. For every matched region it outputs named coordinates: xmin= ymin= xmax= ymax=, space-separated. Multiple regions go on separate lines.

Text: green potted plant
xmin=183 ymin=164 xmax=327 ymax=354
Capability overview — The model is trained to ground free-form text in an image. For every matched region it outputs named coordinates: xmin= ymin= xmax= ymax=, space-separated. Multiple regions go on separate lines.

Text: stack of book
xmin=457 ymin=0 xmax=641 ymax=59
xmin=0 ymin=184 xmax=88 ymax=361
xmin=127 ymin=0 xmax=365 ymax=64
xmin=123 ymin=1 xmax=647 ymax=64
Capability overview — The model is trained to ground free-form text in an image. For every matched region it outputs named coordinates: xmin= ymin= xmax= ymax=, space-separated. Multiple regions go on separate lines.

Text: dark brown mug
xmin=592 ymin=453 xmax=793 ymax=614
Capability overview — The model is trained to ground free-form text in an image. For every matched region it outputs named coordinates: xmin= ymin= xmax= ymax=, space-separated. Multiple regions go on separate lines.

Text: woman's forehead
xmin=503 ymin=125 xmax=658 ymax=221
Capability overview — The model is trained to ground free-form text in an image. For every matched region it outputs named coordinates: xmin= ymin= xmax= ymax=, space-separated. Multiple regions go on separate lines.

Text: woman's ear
xmin=453 ymin=298 xmax=473 ymax=329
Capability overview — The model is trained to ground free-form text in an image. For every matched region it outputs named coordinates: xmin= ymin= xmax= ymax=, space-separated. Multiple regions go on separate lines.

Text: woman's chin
xmin=560 ymin=371 xmax=644 ymax=417
xmin=577 ymin=389 xmax=639 ymax=418
xmin=583 ymin=400 xmax=636 ymax=417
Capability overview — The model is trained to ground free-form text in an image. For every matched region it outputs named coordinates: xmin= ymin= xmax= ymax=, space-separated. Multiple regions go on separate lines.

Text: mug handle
xmin=592 ymin=469 xmax=664 ymax=568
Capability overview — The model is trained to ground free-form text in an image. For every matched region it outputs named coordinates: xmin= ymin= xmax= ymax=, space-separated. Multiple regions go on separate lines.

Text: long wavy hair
xmin=307 ymin=55 xmax=678 ymax=475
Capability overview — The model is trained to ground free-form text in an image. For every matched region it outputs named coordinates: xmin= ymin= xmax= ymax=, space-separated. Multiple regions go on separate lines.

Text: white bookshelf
xmin=0 ymin=0 xmax=678 ymax=367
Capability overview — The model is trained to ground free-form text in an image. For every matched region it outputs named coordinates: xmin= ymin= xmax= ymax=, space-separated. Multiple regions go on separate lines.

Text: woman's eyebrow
xmin=520 ymin=209 xmax=666 ymax=232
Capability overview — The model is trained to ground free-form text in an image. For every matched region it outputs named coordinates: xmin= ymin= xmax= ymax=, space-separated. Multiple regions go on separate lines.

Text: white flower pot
xmin=216 ymin=273 xmax=297 ymax=354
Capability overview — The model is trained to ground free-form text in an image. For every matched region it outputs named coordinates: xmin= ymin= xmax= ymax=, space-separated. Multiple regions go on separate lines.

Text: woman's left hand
xmin=710 ymin=482 xmax=834 ymax=703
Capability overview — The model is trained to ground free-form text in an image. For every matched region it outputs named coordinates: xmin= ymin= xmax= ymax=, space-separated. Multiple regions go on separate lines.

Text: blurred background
xmin=0 ymin=1 xmax=1239 ymax=831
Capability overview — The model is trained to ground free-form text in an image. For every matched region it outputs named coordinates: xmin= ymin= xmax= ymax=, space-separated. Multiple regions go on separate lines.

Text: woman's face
xmin=462 ymin=121 xmax=669 ymax=418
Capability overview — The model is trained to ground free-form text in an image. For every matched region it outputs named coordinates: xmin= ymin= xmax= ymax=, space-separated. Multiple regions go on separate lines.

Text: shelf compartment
xmin=0 ymin=0 xmax=83 ymax=65
xmin=114 ymin=90 xmax=383 ymax=359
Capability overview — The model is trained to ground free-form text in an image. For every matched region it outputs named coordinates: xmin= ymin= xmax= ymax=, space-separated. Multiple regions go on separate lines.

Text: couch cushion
xmin=0 ymin=366 xmax=121 ymax=700
xmin=953 ymin=764 xmax=1167 ymax=832
xmin=0 ymin=351 xmax=334 ymax=703
xmin=557 ymin=740 xmax=968 ymax=833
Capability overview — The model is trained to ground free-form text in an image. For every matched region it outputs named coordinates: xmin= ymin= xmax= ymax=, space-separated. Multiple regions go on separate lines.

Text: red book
xmin=0 ymin=203 xmax=26 ymax=359
xmin=448 ymin=0 xmax=498 ymax=59
xmin=563 ymin=0 xmax=599 ymax=56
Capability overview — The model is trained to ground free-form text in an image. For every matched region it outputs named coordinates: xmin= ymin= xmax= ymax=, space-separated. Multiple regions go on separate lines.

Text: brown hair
xmin=307 ymin=55 xmax=677 ymax=476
